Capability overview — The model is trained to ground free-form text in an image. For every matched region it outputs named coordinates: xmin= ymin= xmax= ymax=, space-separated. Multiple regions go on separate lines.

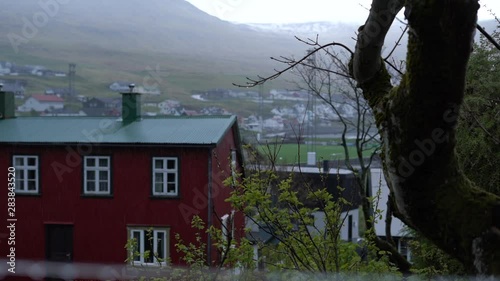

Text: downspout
xmin=207 ymin=148 xmax=213 ymax=265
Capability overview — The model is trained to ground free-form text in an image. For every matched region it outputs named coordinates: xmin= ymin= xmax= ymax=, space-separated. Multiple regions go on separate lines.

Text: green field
xmin=257 ymin=143 xmax=377 ymax=165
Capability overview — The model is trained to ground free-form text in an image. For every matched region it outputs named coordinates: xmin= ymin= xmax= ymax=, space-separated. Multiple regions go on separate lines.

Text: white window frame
xmin=152 ymin=157 xmax=178 ymax=196
xmin=83 ymin=156 xmax=111 ymax=195
xmin=13 ymin=155 xmax=39 ymax=194
xmin=128 ymin=227 xmax=169 ymax=266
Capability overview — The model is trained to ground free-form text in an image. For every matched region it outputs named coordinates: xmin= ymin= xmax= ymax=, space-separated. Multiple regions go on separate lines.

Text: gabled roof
xmin=0 ymin=115 xmax=238 ymax=146
xmin=32 ymin=94 xmax=64 ymax=102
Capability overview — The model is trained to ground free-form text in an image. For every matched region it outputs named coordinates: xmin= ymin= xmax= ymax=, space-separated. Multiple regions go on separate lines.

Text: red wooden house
xmin=0 ymin=89 xmax=244 ymax=280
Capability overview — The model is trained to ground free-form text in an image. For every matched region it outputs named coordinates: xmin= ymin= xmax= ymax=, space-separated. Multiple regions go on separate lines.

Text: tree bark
xmin=352 ymin=0 xmax=500 ymax=275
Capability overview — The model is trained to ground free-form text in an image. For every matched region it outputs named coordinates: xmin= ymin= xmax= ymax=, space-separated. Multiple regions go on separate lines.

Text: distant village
xmin=0 ymin=61 xmax=67 ymax=77
xmin=1 ymin=60 xmax=358 ymax=134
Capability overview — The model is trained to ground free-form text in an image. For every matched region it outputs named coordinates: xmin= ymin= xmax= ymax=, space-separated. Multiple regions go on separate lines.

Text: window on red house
xmin=152 ymin=157 xmax=178 ymax=196
xmin=128 ymin=227 xmax=169 ymax=266
xmin=13 ymin=155 xmax=39 ymax=194
xmin=83 ymin=156 xmax=111 ymax=195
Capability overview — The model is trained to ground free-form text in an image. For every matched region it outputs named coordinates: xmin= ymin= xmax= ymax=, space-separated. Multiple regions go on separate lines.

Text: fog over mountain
xmin=247 ymin=19 xmax=499 ymax=61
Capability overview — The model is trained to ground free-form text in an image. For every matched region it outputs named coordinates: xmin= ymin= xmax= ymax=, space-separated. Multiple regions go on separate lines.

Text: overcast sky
xmin=185 ymin=0 xmax=500 ymax=24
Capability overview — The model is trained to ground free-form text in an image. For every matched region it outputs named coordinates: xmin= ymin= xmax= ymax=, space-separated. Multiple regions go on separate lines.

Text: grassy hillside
xmin=0 ymin=1 xmax=304 ymax=117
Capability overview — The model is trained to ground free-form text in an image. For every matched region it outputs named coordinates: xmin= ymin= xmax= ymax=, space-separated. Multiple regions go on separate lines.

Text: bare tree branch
xmin=384 ymin=25 xmax=408 ymax=60
xmin=233 ymin=42 xmax=353 ymax=87
xmin=477 ymin=24 xmax=500 ymax=51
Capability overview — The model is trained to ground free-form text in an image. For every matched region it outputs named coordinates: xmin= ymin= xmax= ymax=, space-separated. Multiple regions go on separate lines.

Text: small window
xmin=128 ymin=227 xmax=169 ymax=266
xmin=152 ymin=157 xmax=178 ymax=196
xmin=13 ymin=155 xmax=39 ymax=194
xmin=83 ymin=156 xmax=111 ymax=195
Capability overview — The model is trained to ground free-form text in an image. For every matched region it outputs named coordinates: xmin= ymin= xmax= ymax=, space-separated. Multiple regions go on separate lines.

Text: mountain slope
xmin=0 ymin=0 xmax=314 ymax=101
xmin=0 ymin=0 xmax=306 ymax=74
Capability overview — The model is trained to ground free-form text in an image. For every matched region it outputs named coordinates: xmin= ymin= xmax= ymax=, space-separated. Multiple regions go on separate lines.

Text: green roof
xmin=0 ymin=115 xmax=237 ymax=145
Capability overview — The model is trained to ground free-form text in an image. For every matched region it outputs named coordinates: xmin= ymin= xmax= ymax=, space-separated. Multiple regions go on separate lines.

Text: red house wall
xmin=209 ymin=128 xmax=246 ymax=261
xmin=0 ymin=143 xmax=231 ymax=269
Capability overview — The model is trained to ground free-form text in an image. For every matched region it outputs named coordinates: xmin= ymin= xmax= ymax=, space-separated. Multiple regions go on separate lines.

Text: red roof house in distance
xmin=17 ymin=94 xmax=65 ymax=112
xmin=0 ymin=87 xmax=244 ymax=280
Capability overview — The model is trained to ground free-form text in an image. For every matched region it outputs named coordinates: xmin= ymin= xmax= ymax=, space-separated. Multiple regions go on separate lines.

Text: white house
xmin=263 ymin=116 xmax=284 ymax=130
xmin=264 ymin=165 xmax=411 ymax=261
xmin=17 ymin=94 xmax=64 ymax=112
xmin=109 ymin=81 xmax=133 ymax=92
xmin=270 ymin=106 xmax=295 ymax=117
xmin=158 ymin=99 xmax=181 ymax=114
xmin=0 ymin=62 xmax=12 ymax=75
xmin=335 ymin=167 xmax=411 ymax=261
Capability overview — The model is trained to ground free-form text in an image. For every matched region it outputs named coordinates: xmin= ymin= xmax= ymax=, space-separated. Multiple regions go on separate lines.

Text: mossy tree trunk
xmin=352 ymin=0 xmax=500 ymax=275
